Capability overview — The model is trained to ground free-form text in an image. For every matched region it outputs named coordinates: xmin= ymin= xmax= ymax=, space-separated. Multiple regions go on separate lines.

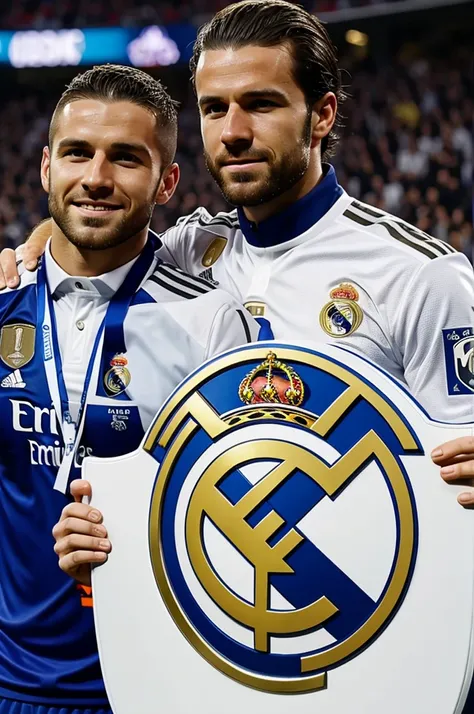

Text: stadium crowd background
xmin=0 ymin=0 xmax=472 ymax=262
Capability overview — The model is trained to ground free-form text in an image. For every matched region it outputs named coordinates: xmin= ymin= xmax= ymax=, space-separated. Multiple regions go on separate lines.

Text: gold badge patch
xmin=0 ymin=324 xmax=35 ymax=369
xmin=319 ymin=283 xmax=363 ymax=338
xmin=202 ymin=237 xmax=227 ymax=267
xmin=244 ymin=300 xmax=266 ymax=317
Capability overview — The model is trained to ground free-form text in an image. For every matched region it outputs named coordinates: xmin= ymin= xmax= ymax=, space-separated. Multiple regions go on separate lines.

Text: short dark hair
xmin=50 ymin=64 xmax=179 ymax=166
xmin=190 ymin=0 xmax=346 ymax=160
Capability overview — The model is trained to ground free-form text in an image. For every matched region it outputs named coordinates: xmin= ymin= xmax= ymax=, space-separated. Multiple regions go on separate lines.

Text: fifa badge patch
xmin=0 ymin=323 xmax=35 ymax=369
xmin=201 ymin=237 xmax=227 ymax=267
xmin=442 ymin=327 xmax=474 ymax=394
xmin=104 ymin=353 xmax=131 ymax=397
xmin=319 ymin=283 xmax=363 ymax=338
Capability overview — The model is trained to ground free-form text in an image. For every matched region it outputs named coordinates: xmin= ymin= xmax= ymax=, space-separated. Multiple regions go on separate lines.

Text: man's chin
xmin=65 ymin=226 xmax=122 ymax=251
xmin=219 ymin=179 xmax=273 ymax=207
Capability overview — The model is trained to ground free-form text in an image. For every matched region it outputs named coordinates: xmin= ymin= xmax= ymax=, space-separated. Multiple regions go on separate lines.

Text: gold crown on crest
xmin=238 ymin=351 xmax=304 ymax=407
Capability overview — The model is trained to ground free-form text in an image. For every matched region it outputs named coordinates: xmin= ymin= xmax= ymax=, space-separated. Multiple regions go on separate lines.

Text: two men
xmin=15 ymin=0 xmax=474 ymax=504
xmin=0 ymin=64 xmax=256 ymax=714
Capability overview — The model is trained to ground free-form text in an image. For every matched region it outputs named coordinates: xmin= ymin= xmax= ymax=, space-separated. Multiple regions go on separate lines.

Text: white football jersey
xmin=155 ymin=175 xmax=474 ymax=424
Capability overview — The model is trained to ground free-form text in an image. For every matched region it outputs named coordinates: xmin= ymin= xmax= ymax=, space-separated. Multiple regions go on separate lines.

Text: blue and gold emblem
xmin=144 ymin=344 xmax=421 ymax=694
xmin=104 ymin=353 xmax=131 ymax=397
xmin=320 ymin=283 xmax=363 ymax=338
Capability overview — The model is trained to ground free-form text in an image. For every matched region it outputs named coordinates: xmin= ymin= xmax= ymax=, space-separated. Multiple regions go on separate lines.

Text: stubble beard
xmin=204 ymin=112 xmax=312 ymax=207
xmin=47 ymin=187 xmax=155 ymax=252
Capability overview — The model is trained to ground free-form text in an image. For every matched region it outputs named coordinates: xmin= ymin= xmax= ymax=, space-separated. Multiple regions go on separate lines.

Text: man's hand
xmin=0 ymin=218 xmax=52 ymax=289
xmin=432 ymin=436 xmax=474 ymax=507
xmin=52 ymin=479 xmax=111 ymax=586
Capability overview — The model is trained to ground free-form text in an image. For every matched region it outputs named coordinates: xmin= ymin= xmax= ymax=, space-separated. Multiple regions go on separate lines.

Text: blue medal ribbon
xmin=36 ymin=236 xmax=157 ymax=492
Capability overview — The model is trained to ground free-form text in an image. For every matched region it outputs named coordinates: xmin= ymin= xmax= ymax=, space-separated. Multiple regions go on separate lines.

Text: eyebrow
xmin=198 ymin=88 xmax=289 ymax=108
xmin=56 ymin=138 xmax=149 ymax=155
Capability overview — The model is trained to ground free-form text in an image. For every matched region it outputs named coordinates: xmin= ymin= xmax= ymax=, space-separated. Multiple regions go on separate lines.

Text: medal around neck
xmin=85 ymin=341 xmax=474 ymax=714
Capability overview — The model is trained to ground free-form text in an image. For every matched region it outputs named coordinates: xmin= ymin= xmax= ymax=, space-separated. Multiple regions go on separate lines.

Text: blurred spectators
xmin=0 ymin=0 xmax=412 ymax=29
xmin=0 ymin=39 xmax=471 ymax=262
xmin=334 ymin=42 xmax=473 ymax=261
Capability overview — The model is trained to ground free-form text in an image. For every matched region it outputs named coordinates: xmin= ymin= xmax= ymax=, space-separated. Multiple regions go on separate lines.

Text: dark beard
xmin=204 ymin=110 xmax=312 ymax=207
xmin=48 ymin=191 xmax=155 ymax=251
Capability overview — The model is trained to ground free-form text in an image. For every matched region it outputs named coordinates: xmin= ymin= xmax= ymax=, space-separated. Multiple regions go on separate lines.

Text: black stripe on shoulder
xmin=343 ymin=208 xmax=372 ymax=226
xmin=351 ymin=201 xmax=455 ymax=257
xmin=156 ymin=265 xmax=213 ymax=295
xmin=378 ymin=221 xmax=439 ymax=260
xmin=148 ymin=274 xmax=195 ymax=300
xmin=345 ymin=203 xmax=447 ymax=260
xmin=158 ymin=263 xmax=216 ymax=290
xmin=399 ymin=222 xmax=456 ymax=256
xmin=352 ymin=200 xmax=384 ymax=218
xmin=236 ymin=309 xmax=252 ymax=343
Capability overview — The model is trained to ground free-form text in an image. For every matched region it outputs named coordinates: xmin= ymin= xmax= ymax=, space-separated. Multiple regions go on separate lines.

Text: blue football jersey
xmin=0 ymin=253 xmax=258 ymax=705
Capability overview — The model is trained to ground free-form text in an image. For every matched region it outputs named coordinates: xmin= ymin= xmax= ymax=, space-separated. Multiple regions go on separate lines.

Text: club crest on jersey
xmin=202 ymin=237 xmax=227 ymax=267
xmin=104 ymin=354 xmax=131 ymax=397
xmin=319 ymin=283 xmax=363 ymax=338
xmin=0 ymin=323 xmax=35 ymax=369
xmin=442 ymin=327 xmax=474 ymax=394
xmin=143 ymin=343 xmax=420 ymax=694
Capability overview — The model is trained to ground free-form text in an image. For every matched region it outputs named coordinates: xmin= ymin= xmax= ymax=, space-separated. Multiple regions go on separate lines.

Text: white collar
xmin=45 ymin=239 xmax=139 ymax=300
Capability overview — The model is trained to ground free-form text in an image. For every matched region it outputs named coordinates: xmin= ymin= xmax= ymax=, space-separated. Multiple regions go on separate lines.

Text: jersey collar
xmin=237 ymin=164 xmax=343 ymax=248
xmin=45 ymin=239 xmax=139 ymax=300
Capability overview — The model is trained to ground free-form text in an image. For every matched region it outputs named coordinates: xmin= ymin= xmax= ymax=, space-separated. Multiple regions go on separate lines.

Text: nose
xmin=220 ymin=104 xmax=253 ymax=149
xmin=81 ymin=152 xmax=114 ymax=194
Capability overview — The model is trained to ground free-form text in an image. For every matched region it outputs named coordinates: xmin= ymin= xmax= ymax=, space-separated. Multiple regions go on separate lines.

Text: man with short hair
xmin=0 ymin=63 xmax=257 ymax=714
xmin=5 ymin=7 xmax=474 ymax=502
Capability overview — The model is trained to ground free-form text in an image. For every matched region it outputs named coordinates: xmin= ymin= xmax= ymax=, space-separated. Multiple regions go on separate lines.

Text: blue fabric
xmin=255 ymin=317 xmax=274 ymax=340
xmin=237 ymin=164 xmax=343 ymax=247
xmin=0 ymin=698 xmax=111 ymax=714
xmin=0 ymin=282 xmax=109 ymax=705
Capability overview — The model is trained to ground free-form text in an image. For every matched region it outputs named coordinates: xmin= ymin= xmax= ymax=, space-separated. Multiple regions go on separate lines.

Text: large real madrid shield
xmin=86 ymin=342 xmax=474 ymax=714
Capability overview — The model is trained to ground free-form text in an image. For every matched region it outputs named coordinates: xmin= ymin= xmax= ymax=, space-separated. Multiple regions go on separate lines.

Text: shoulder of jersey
xmin=176 ymin=206 xmax=240 ymax=238
xmin=341 ymin=199 xmax=458 ymax=263
xmin=144 ymin=259 xmax=218 ymax=302
xmin=141 ymin=260 xmax=252 ymax=348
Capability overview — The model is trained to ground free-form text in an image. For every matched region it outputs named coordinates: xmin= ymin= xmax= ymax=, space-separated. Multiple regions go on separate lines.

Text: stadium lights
xmin=345 ymin=29 xmax=369 ymax=46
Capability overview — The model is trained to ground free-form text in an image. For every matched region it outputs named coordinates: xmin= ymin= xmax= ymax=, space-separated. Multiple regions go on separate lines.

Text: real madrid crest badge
xmin=104 ymin=354 xmax=131 ymax=397
xmin=319 ymin=283 xmax=363 ymax=338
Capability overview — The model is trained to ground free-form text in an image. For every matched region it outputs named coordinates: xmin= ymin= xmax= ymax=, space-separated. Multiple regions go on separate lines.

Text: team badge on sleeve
xmin=319 ymin=283 xmax=363 ymax=338
xmin=442 ymin=327 xmax=474 ymax=394
xmin=0 ymin=323 xmax=35 ymax=369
